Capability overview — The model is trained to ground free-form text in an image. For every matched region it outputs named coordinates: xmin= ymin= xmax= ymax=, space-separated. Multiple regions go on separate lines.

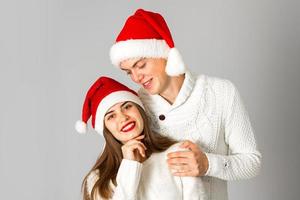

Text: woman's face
xmin=104 ymin=101 xmax=144 ymax=143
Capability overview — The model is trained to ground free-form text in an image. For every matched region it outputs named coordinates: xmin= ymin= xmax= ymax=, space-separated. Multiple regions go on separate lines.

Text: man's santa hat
xmin=110 ymin=9 xmax=186 ymax=76
xmin=75 ymin=76 xmax=144 ymax=135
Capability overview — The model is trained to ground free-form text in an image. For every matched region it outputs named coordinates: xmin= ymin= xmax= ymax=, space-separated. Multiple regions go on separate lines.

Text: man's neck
xmin=159 ymin=74 xmax=185 ymax=104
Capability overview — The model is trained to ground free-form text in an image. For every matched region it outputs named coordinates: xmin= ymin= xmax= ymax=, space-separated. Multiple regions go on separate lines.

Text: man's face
xmin=120 ymin=58 xmax=171 ymax=95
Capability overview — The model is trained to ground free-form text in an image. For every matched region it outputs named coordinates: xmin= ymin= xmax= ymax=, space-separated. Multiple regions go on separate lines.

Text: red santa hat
xmin=75 ymin=76 xmax=144 ymax=135
xmin=110 ymin=9 xmax=186 ymax=76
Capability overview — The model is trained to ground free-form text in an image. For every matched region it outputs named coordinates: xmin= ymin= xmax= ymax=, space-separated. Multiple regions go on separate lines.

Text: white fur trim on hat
xmin=94 ymin=91 xmax=145 ymax=135
xmin=110 ymin=39 xmax=170 ymax=66
xmin=110 ymin=39 xmax=186 ymax=76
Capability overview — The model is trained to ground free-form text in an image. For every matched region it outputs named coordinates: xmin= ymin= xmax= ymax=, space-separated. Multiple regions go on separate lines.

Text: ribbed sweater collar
xmin=143 ymin=70 xmax=196 ymax=111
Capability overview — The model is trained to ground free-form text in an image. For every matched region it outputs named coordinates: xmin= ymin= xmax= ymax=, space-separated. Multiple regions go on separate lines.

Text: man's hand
xmin=167 ymin=140 xmax=209 ymax=176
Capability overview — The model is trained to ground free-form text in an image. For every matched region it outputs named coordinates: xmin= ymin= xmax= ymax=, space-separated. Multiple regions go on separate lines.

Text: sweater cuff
xmin=116 ymin=159 xmax=143 ymax=197
xmin=204 ymin=153 xmax=230 ymax=177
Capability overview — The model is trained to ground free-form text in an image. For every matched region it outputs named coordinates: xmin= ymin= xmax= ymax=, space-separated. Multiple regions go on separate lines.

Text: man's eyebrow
xmin=120 ymin=59 xmax=143 ymax=71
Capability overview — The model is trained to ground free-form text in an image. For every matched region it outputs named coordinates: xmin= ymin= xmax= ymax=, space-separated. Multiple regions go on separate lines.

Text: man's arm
xmin=167 ymin=81 xmax=262 ymax=180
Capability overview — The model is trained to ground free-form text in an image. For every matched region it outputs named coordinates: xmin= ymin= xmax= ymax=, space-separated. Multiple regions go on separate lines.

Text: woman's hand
xmin=121 ymin=135 xmax=147 ymax=162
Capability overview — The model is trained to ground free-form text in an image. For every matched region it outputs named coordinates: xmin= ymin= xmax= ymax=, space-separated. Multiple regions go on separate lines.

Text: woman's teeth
xmin=121 ymin=122 xmax=135 ymax=132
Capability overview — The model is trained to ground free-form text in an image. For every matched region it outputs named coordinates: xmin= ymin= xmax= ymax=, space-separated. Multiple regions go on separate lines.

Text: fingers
xmin=167 ymin=157 xmax=191 ymax=165
xmin=167 ymin=151 xmax=194 ymax=159
xmin=168 ymin=161 xmax=199 ymax=177
xmin=168 ymin=161 xmax=200 ymax=177
xmin=169 ymin=163 xmax=190 ymax=172
xmin=133 ymin=143 xmax=146 ymax=157
xmin=179 ymin=140 xmax=192 ymax=148
xmin=122 ymin=139 xmax=147 ymax=160
xmin=172 ymin=171 xmax=198 ymax=177
xmin=167 ymin=141 xmax=207 ymax=177
xmin=125 ymin=139 xmax=147 ymax=151
xmin=133 ymin=134 xmax=145 ymax=141
xmin=179 ymin=140 xmax=200 ymax=152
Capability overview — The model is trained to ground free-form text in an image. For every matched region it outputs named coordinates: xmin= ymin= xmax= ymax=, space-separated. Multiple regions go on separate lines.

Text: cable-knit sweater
xmin=137 ymin=71 xmax=262 ymax=200
xmin=86 ymin=143 xmax=207 ymax=200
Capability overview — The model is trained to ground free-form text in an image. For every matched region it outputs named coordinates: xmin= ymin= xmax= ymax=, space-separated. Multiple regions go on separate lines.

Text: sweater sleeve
xmin=112 ymin=159 xmax=143 ymax=200
xmin=86 ymin=159 xmax=143 ymax=200
xmin=204 ymin=80 xmax=262 ymax=180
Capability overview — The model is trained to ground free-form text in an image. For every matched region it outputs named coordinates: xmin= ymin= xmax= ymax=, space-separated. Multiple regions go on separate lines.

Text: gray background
xmin=0 ymin=0 xmax=299 ymax=199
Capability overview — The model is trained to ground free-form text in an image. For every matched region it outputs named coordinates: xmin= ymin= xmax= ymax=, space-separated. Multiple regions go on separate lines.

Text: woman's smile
xmin=121 ymin=121 xmax=136 ymax=133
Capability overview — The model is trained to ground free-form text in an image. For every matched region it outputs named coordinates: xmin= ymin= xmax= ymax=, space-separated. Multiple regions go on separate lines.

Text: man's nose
xmin=131 ymin=70 xmax=143 ymax=83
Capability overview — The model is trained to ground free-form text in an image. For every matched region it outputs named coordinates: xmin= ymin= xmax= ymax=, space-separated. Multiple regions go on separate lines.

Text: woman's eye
xmin=125 ymin=104 xmax=132 ymax=109
xmin=107 ymin=114 xmax=115 ymax=120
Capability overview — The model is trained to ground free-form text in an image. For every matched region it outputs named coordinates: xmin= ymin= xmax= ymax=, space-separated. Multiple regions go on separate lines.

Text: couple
xmin=75 ymin=9 xmax=262 ymax=200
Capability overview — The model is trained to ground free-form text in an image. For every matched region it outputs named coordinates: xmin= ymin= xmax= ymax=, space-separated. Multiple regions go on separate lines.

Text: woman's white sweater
xmin=86 ymin=143 xmax=207 ymax=200
xmin=137 ymin=71 xmax=262 ymax=200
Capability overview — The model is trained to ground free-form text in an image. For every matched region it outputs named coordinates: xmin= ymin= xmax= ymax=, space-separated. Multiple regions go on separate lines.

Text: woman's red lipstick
xmin=121 ymin=121 xmax=136 ymax=132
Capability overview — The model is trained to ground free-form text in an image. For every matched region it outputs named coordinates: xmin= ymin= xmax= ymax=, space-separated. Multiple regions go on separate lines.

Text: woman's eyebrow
xmin=121 ymin=101 xmax=129 ymax=108
xmin=104 ymin=110 xmax=114 ymax=117
xmin=105 ymin=101 xmax=129 ymax=117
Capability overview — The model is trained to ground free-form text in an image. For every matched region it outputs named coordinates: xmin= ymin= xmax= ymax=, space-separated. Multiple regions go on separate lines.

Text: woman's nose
xmin=119 ymin=113 xmax=129 ymax=122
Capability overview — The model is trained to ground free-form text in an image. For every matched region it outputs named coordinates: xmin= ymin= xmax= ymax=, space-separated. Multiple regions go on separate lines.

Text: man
xmin=109 ymin=9 xmax=261 ymax=200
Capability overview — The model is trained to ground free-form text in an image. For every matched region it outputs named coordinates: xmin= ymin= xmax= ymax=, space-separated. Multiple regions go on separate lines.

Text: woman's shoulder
xmin=86 ymin=169 xmax=100 ymax=194
xmin=165 ymin=142 xmax=190 ymax=154
xmin=85 ymin=169 xmax=116 ymax=200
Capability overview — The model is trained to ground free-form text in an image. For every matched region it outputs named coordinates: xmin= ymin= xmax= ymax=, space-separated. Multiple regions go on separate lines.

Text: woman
xmin=75 ymin=76 xmax=206 ymax=200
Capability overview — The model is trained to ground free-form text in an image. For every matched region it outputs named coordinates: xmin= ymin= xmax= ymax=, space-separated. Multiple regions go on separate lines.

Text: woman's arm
xmin=87 ymin=135 xmax=146 ymax=200
xmin=111 ymin=159 xmax=143 ymax=200
xmin=86 ymin=159 xmax=143 ymax=200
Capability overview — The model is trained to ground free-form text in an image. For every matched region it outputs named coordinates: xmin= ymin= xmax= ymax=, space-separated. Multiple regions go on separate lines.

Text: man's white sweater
xmin=137 ymin=71 xmax=262 ymax=200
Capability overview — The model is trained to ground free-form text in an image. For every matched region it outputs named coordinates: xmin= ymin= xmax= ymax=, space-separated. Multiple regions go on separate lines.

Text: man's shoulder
xmin=197 ymin=74 xmax=233 ymax=88
xmin=195 ymin=73 xmax=237 ymax=95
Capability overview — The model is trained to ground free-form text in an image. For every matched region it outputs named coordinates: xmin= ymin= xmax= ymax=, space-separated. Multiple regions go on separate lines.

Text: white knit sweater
xmin=137 ymin=71 xmax=262 ymax=200
xmin=86 ymin=143 xmax=207 ymax=200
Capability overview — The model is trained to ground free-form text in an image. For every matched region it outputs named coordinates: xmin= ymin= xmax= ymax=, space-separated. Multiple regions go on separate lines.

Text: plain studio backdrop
xmin=0 ymin=0 xmax=299 ymax=199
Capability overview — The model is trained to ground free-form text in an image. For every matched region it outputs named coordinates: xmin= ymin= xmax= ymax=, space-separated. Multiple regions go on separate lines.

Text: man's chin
xmin=145 ymin=88 xmax=159 ymax=95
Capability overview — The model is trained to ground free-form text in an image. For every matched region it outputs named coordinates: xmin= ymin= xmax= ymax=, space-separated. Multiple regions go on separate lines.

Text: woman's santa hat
xmin=110 ymin=9 xmax=186 ymax=76
xmin=75 ymin=76 xmax=144 ymax=135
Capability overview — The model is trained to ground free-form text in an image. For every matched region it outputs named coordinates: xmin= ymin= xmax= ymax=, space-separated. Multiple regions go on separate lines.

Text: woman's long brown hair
xmin=81 ymin=103 xmax=177 ymax=200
